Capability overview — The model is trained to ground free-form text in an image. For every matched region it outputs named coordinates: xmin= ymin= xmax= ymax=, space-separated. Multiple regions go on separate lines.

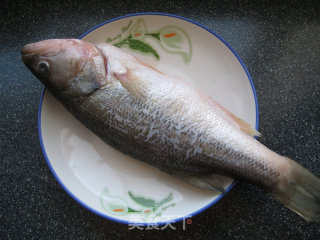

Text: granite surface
xmin=1 ymin=0 xmax=319 ymax=239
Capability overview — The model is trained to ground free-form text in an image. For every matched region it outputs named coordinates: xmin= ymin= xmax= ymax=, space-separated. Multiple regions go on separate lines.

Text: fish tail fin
xmin=272 ymin=158 xmax=320 ymax=222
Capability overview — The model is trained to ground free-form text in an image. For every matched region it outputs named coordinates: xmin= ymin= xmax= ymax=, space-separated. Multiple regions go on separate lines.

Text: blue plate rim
xmin=38 ymin=12 xmax=259 ymax=226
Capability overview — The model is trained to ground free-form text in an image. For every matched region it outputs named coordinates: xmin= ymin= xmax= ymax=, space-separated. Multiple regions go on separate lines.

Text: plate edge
xmin=38 ymin=12 xmax=259 ymax=226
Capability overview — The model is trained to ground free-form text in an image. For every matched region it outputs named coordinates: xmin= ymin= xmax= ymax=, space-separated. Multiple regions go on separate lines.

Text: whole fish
xmin=21 ymin=39 xmax=320 ymax=222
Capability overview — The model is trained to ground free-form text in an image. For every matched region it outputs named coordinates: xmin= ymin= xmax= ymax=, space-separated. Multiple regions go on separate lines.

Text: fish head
xmin=21 ymin=39 xmax=106 ymax=99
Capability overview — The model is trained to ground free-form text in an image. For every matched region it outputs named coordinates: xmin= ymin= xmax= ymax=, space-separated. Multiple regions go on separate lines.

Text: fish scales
xmin=66 ymin=72 xmax=282 ymax=189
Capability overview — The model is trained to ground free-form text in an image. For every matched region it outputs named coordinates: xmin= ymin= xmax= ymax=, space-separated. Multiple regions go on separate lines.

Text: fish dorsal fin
xmin=211 ymin=98 xmax=260 ymax=137
xmin=226 ymin=110 xmax=260 ymax=137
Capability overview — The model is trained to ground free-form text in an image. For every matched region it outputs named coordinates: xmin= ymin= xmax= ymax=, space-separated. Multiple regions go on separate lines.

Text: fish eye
xmin=37 ymin=61 xmax=50 ymax=75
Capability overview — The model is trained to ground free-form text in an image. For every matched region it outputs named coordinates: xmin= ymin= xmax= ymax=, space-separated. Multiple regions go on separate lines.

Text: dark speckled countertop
xmin=1 ymin=0 xmax=319 ymax=239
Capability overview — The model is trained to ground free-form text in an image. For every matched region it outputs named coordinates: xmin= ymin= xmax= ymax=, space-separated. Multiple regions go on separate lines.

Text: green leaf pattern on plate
xmin=100 ymin=187 xmax=175 ymax=219
xmin=129 ymin=191 xmax=173 ymax=210
xmin=128 ymin=39 xmax=160 ymax=60
xmin=107 ymin=18 xmax=192 ymax=63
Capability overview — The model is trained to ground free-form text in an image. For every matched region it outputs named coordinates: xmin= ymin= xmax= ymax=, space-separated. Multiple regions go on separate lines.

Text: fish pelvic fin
xmin=272 ymin=158 xmax=320 ymax=223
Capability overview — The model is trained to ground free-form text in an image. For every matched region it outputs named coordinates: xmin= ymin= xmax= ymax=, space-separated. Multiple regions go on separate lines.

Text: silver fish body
xmin=69 ymin=65 xmax=283 ymax=189
xmin=22 ymin=39 xmax=320 ymax=222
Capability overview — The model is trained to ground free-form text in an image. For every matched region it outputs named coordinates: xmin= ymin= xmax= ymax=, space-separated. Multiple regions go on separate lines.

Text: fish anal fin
xmin=180 ymin=173 xmax=233 ymax=193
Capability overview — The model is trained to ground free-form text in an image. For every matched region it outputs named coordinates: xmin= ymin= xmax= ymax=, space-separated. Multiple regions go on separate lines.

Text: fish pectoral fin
xmin=110 ymin=59 xmax=127 ymax=76
xmin=112 ymin=62 xmax=149 ymax=100
xmin=227 ymin=110 xmax=261 ymax=137
xmin=180 ymin=173 xmax=232 ymax=193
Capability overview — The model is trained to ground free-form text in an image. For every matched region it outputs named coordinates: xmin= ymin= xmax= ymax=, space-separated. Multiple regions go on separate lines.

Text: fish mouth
xmin=21 ymin=40 xmax=61 ymax=60
xmin=21 ymin=52 xmax=36 ymax=68
xmin=21 ymin=43 xmax=43 ymax=78
xmin=21 ymin=43 xmax=36 ymax=55
xmin=21 ymin=40 xmax=59 ymax=55
xmin=21 ymin=43 xmax=38 ymax=67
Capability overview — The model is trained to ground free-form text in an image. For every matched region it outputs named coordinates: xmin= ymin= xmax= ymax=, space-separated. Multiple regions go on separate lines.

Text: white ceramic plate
xmin=39 ymin=13 xmax=259 ymax=225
